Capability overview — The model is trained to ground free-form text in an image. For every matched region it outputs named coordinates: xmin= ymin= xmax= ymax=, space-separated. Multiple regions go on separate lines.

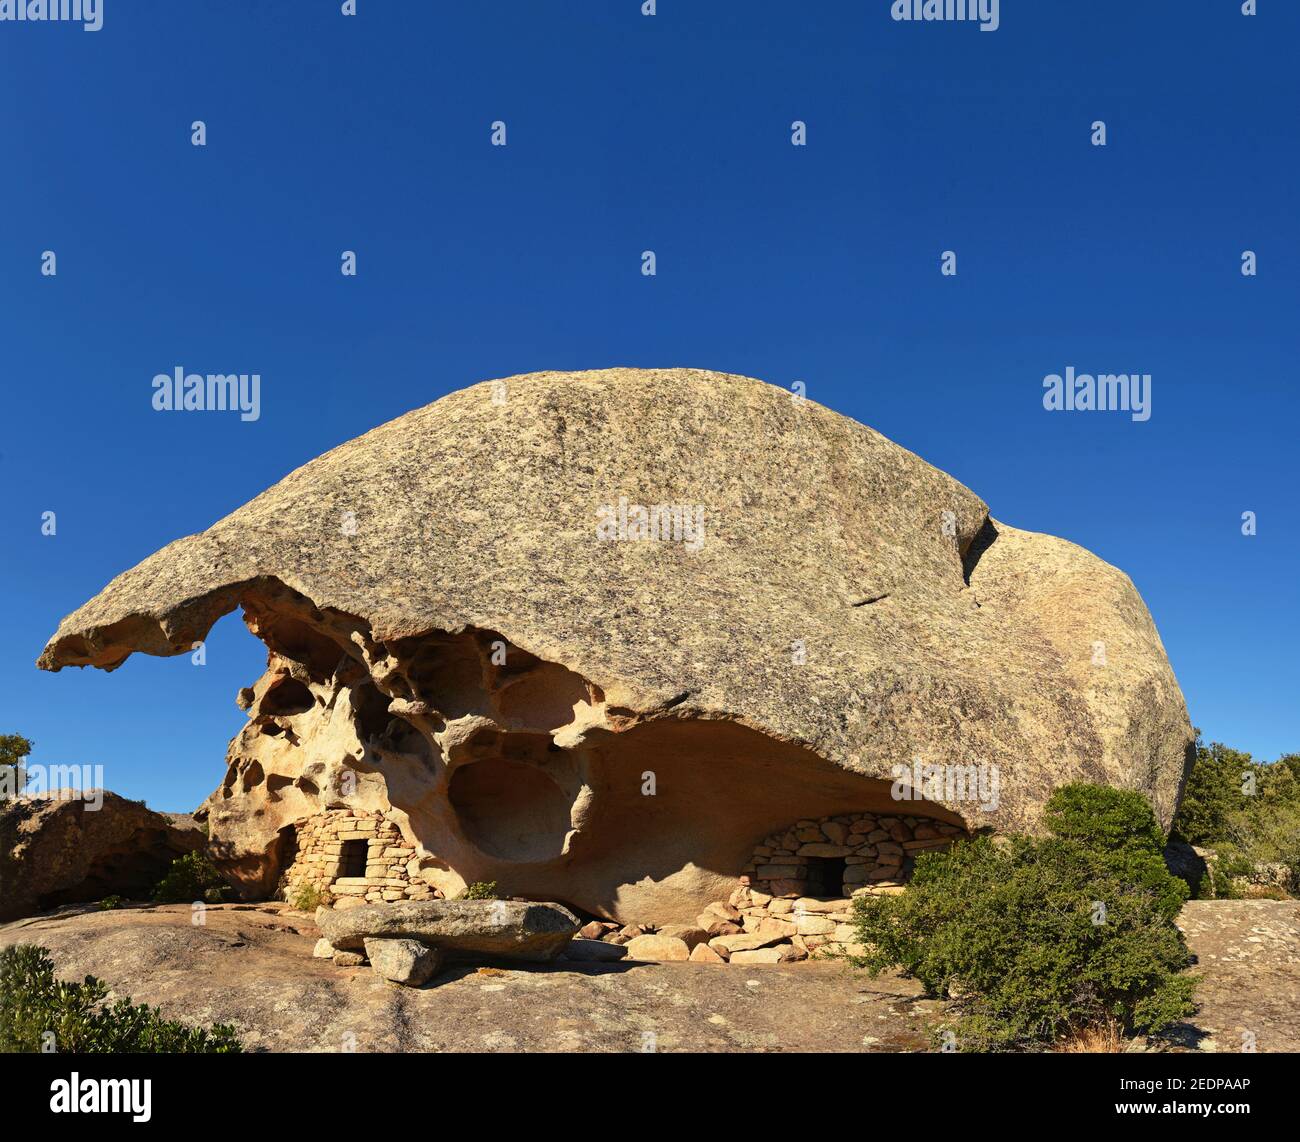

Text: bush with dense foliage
xmin=151 ymin=852 xmax=233 ymax=905
xmin=1172 ymin=733 xmax=1300 ymax=896
xmin=852 ymin=783 xmax=1197 ymax=1051
xmin=459 ymin=880 xmax=499 ymax=900
xmin=287 ymin=881 xmax=329 ymax=912
xmin=1043 ymin=783 xmax=1168 ymax=855
xmin=0 ymin=944 xmax=241 ymax=1053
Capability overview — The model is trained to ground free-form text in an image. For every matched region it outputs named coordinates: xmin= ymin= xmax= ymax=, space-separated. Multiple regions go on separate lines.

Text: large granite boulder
xmin=318 ymin=899 xmax=579 ymax=962
xmin=36 ymin=369 xmax=1194 ymax=923
xmin=0 ymin=792 xmax=204 ymax=921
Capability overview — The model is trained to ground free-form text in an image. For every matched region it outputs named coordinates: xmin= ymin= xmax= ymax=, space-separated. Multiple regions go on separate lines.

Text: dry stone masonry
xmin=743 ymin=811 xmax=965 ymax=898
xmin=279 ymin=809 xmax=438 ymax=904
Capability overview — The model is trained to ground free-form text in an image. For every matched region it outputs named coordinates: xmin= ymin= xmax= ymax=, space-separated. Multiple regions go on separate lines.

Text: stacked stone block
xmin=710 ymin=810 xmax=965 ymax=960
xmin=280 ymin=809 xmax=439 ymax=903
xmin=744 ymin=810 xmax=964 ymax=897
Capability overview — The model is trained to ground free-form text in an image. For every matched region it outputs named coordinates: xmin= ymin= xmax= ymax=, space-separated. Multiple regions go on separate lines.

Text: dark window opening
xmin=804 ymin=856 xmax=847 ymax=898
xmin=337 ymin=839 xmax=369 ymax=879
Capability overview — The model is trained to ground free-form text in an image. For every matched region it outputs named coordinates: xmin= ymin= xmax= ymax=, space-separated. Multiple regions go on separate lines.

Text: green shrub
xmin=459 ymin=881 xmax=498 ymax=900
xmin=0 ymin=944 xmax=241 ymax=1053
xmin=151 ymin=852 xmax=232 ymax=905
xmin=1172 ymin=736 xmax=1252 ymax=846
xmin=1173 ymin=734 xmax=1300 ymax=897
xmin=287 ymin=882 xmax=328 ymax=912
xmin=852 ymin=783 xmax=1197 ymax=1051
xmin=1044 ymin=783 xmax=1166 ymax=854
xmin=98 ymin=896 xmax=126 ymax=911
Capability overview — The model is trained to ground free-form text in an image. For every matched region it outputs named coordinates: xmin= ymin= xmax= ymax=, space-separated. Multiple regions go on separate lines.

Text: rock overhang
xmin=36 ymin=368 xmax=1195 ymax=907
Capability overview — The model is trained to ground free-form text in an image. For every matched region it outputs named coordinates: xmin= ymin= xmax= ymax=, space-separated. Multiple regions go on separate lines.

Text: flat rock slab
xmin=561 ymin=938 xmax=628 ymax=963
xmin=0 ymin=903 xmax=935 ymax=1052
xmin=1173 ymin=899 xmax=1300 ymax=1053
xmin=317 ymin=899 xmax=579 ymax=963
xmin=3 ymin=900 xmax=1295 ymax=1053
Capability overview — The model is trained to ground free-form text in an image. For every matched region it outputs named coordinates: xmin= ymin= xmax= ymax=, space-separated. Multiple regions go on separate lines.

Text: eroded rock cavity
xmin=199 ymin=581 xmax=963 ymax=924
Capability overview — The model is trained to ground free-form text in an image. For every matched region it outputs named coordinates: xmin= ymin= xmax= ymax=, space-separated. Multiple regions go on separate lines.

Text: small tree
xmin=0 ymin=734 xmax=34 ymax=799
xmin=1171 ymin=734 xmax=1252 ymax=845
xmin=1173 ymin=734 xmax=1300 ymax=895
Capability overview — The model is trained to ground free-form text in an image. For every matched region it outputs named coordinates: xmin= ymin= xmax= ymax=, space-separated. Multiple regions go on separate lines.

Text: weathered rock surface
xmin=36 ymin=369 xmax=1194 ymax=922
xmin=1171 ymin=900 xmax=1300 ymax=1052
xmin=0 ymin=903 xmax=939 ymax=1052
xmin=1 ymin=899 xmax=1294 ymax=1052
xmin=0 ymin=793 xmax=204 ymax=922
xmin=364 ymin=937 xmax=441 ymax=986
xmin=316 ymin=899 xmax=579 ymax=962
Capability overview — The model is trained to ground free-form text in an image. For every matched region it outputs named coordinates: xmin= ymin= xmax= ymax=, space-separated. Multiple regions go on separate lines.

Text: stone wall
xmin=744 ymin=810 xmax=964 ymax=898
xmin=572 ymin=810 xmax=969 ymax=964
xmin=716 ymin=810 xmax=965 ymax=961
xmin=279 ymin=809 xmax=439 ymax=904
xmin=282 ymin=806 xmax=963 ymax=950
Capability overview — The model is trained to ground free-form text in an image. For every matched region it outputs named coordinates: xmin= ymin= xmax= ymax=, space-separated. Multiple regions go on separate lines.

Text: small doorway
xmin=804 ymin=856 xmax=847 ymax=898
xmin=337 ymin=839 xmax=369 ymax=878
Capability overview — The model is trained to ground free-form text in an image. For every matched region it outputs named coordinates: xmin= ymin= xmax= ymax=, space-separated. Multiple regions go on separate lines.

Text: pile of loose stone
xmin=563 ymin=905 xmax=853 ymax=965
xmin=563 ymin=811 xmax=965 ymax=965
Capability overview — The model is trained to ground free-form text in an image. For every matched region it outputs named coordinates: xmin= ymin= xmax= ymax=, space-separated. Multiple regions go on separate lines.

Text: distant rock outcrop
xmin=0 ymin=792 xmax=203 ymax=921
xmin=37 ymin=369 xmax=1195 ymax=923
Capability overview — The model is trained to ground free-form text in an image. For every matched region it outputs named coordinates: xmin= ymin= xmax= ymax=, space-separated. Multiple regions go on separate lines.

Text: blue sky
xmin=1 ymin=1 xmax=1296 ymax=812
